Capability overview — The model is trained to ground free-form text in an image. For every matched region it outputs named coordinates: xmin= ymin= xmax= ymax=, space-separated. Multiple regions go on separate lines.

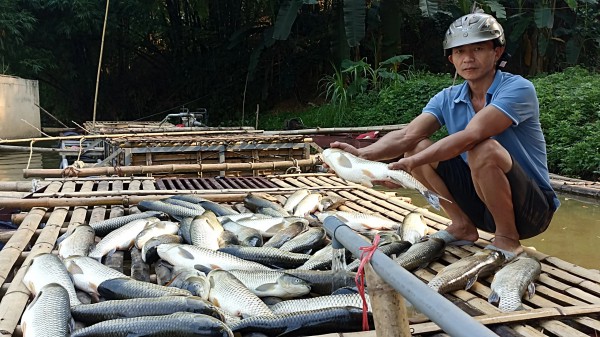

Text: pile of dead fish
xmin=21 ymin=190 xmax=452 ymax=337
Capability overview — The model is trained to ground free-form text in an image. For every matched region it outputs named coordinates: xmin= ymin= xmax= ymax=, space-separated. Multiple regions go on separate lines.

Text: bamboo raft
xmin=0 ymin=174 xmax=598 ymax=337
xmin=550 ymin=173 xmax=600 ymax=200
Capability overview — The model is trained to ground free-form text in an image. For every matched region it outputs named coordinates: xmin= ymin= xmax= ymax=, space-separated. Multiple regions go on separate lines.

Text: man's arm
xmin=332 ymin=113 xmax=441 ymax=161
xmin=392 ymin=105 xmax=513 ymax=171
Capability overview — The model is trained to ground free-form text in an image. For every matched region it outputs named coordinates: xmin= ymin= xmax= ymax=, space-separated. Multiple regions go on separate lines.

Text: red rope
xmin=355 ymin=234 xmax=380 ymax=331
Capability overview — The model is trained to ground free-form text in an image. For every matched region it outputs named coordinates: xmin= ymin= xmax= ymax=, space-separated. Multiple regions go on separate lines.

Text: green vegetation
xmin=260 ymin=66 xmax=599 ymax=180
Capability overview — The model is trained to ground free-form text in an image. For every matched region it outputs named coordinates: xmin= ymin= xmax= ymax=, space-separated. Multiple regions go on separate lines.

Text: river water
xmin=0 ymin=150 xmax=598 ymax=270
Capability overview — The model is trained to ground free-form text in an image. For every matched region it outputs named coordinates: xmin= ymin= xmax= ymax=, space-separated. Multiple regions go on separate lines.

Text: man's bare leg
xmin=468 ymin=139 xmax=523 ymax=255
xmin=408 ymin=140 xmax=479 ymax=243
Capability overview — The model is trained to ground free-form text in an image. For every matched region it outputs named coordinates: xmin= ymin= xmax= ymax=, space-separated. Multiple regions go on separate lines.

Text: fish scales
xmin=489 ymin=255 xmax=541 ymax=312
xmin=21 ymin=283 xmax=72 ymax=337
xmin=222 ymin=220 xmax=263 ymax=247
xmin=263 ymin=222 xmax=306 ymax=248
xmin=229 ymin=307 xmax=373 ymax=336
xmin=428 ymin=249 xmax=505 ymax=294
xmin=98 ymin=277 xmax=192 ymax=300
xmin=163 ymin=197 xmax=207 ymax=212
xmin=171 ymin=194 xmax=238 ymax=216
xmin=141 ymin=234 xmax=182 ymax=264
xmin=218 ymin=246 xmax=311 ymax=269
xmin=58 ymin=225 xmax=95 ymax=259
xmin=283 ymin=269 xmax=358 ymax=295
xmin=270 ymin=293 xmax=372 ymax=314
xmin=24 ymin=253 xmax=82 ymax=306
xmin=400 ymin=212 xmax=428 ymax=244
xmin=228 ymin=270 xmax=311 ymax=298
xmin=88 ymin=217 xmax=157 ymax=261
xmin=393 ymin=237 xmax=445 ymax=271
xmin=138 ymin=200 xmax=206 ymax=220
xmin=90 ymin=211 xmax=163 ymax=236
xmin=71 ymin=296 xmax=223 ymax=324
xmin=207 ymin=269 xmax=274 ymax=318
xmin=157 ymin=243 xmax=272 ymax=271
xmin=293 ymin=193 xmax=322 ymax=217
xmin=190 ymin=212 xmax=223 ymax=250
xmin=283 ymin=189 xmax=310 ymax=214
xmin=135 ymin=220 xmax=179 ymax=251
xmin=63 ymin=256 xmax=127 ymax=297
xmin=347 ymin=240 xmax=412 ymax=271
xmin=279 ymin=227 xmax=327 ymax=253
xmin=70 ymin=312 xmax=233 ymax=337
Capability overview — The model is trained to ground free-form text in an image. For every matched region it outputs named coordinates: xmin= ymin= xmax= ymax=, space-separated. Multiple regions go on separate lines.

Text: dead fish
xmin=88 ymin=217 xmax=158 ymax=261
xmin=229 ymin=306 xmax=372 ymax=337
xmin=138 ymin=200 xmax=206 ymax=220
xmin=270 ymin=293 xmax=371 ymax=314
xmin=316 ymin=211 xmax=399 ymax=231
xmin=222 ymin=220 xmax=264 ymax=247
xmin=293 ymin=193 xmax=323 ymax=217
xmin=217 ymin=213 xmax=271 ymax=223
xmin=169 ymin=267 xmax=211 ymax=300
xmin=217 ymin=246 xmax=311 ymax=269
xmin=227 ymin=270 xmax=311 ymax=298
xmin=488 ymin=255 xmax=541 ymax=312
xmin=298 ymin=244 xmax=335 ymax=270
xmin=63 ymin=256 xmax=127 ymax=299
xmin=244 ymin=193 xmax=290 ymax=217
xmin=23 ymin=253 xmax=81 ymax=306
xmin=346 ymin=240 xmax=412 ymax=272
xmin=171 ymin=194 xmax=238 ymax=216
xmin=283 ymin=269 xmax=358 ymax=295
xmin=263 ymin=221 xmax=307 ymax=249
xmin=237 ymin=217 xmax=288 ymax=238
xmin=428 ymin=249 xmax=505 ymax=294
xmin=190 ymin=212 xmax=224 ymax=250
xmin=278 ymin=227 xmax=327 ymax=253
xmin=320 ymin=195 xmax=346 ymax=211
xmin=400 ymin=211 xmax=428 ymax=244
xmin=71 ymin=296 xmax=223 ymax=324
xmin=134 ymin=220 xmax=179 ymax=249
xmin=21 ymin=283 xmax=72 ymax=337
xmin=218 ymin=230 xmax=241 ymax=247
xmin=163 ymin=197 xmax=207 ymax=212
xmin=58 ymin=225 xmax=95 ymax=259
xmin=69 ymin=312 xmax=233 ymax=337
xmin=321 ymin=148 xmax=449 ymax=210
xmin=207 ymin=269 xmax=274 ymax=318
xmin=98 ymin=277 xmax=192 ymax=300
xmin=393 ymin=237 xmax=445 ymax=271
xmin=283 ymin=189 xmax=310 ymax=214
xmin=157 ymin=243 xmax=272 ymax=272
xmin=90 ymin=211 xmax=164 ymax=237
xmin=141 ymin=234 xmax=183 ymax=264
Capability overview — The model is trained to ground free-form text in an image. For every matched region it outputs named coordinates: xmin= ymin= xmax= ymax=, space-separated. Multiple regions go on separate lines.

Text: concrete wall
xmin=0 ymin=75 xmax=40 ymax=140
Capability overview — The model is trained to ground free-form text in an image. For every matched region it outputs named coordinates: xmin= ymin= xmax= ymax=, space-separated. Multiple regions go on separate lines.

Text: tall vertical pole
xmin=92 ymin=0 xmax=110 ymax=130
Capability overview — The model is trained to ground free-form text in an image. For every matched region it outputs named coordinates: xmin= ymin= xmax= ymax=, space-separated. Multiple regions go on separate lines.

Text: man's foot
xmin=430 ymin=224 xmax=479 ymax=246
xmin=487 ymin=235 xmax=524 ymax=262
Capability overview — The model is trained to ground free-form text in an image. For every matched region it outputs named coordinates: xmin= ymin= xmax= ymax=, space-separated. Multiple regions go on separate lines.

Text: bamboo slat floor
xmin=0 ymin=174 xmax=598 ymax=337
xmin=549 ymin=173 xmax=600 ymax=199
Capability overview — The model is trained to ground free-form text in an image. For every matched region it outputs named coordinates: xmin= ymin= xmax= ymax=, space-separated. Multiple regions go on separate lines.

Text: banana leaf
xmin=273 ymin=0 xmax=304 ymax=40
xmin=343 ymin=0 xmax=365 ymax=47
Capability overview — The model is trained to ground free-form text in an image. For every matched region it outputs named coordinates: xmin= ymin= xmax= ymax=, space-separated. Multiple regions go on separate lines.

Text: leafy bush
xmin=533 ymin=67 xmax=600 ymax=180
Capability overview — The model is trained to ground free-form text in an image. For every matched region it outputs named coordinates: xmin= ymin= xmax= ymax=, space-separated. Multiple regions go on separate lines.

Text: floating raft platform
xmin=0 ymin=174 xmax=598 ymax=337
xmin=550 ymin=173 xmax=600 ymax=200
xmin=101 ymin=134 xmax=315 ymax=173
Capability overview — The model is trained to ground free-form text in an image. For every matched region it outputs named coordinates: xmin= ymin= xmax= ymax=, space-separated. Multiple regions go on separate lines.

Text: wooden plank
xmin=0 ymin=181 xmax=62 ymax=288
xmin=0 ymin=181 xmax=72 ymax=337
xmin=510 ymin=324 xmax=548 ymax=337
xmin=543 ymin=257 xmax=600 ymax=283
xmin=538 ymin=320 xmax=589 ymax=337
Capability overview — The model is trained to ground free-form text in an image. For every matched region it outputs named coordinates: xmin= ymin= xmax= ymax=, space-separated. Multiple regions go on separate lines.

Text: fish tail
xmin=420 ymin=190 xmax=452 ymax=211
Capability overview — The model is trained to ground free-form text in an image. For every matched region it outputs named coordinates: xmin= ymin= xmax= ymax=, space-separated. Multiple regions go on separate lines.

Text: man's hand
xmin=330 ymin=141 xmax=360 ymax=156
xmin=388 ymin=157 xmax=415 ymax=174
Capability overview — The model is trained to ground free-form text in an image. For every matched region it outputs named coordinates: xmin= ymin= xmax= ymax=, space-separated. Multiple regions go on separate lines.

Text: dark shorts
xmin=436 ymin=156 xmax=556 ymax=239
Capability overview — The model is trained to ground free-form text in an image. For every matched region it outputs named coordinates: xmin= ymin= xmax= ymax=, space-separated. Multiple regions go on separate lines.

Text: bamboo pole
xmin=0 ymin=194 xmax=248 ymax=210
xmin=92 ymin=0 xmax=110 ymax=130
xmin=0 ymin=181 xmax=49 ymax=192
xmin=0 ymin=144 xmax=83 ymax=154
xmin=365 ymin=263 xmax=411 ymax=337
xmin=32 ymin=185 xmax=354 ymax=198
xmin=23 ymin=158 xmax=318 ymax=178
xmin=0 ymin=129 xmax=263 ymax=145
xmin=262 ymin=124 xmax=407 ymax=135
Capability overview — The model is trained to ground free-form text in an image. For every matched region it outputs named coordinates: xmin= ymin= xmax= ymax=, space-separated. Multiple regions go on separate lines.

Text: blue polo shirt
xmin=423 ymin=70 xmax=560 ymax=210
